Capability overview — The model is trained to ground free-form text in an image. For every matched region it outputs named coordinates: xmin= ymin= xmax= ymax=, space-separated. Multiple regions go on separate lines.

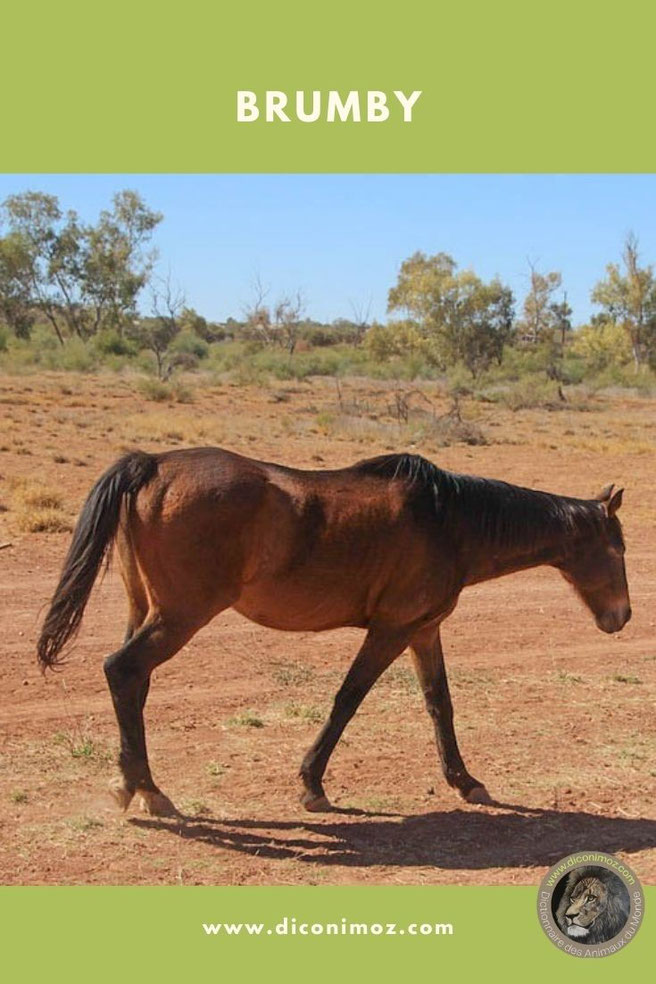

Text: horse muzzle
xmin=596 ymin=605 xmax=632 ymax=634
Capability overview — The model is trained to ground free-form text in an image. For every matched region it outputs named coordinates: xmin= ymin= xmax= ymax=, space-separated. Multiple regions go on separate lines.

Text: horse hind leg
xmin=104 ymin=615 xmax=199 ymax=816
xmin=117 ymin=535 xmax=150 ymax=646
xmin=123 ymin=597 xmax=148 ymax=645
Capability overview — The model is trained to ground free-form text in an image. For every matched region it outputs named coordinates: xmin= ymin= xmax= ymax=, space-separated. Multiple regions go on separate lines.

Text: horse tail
xmin=37 ymin=451 xmax=157 ymax=671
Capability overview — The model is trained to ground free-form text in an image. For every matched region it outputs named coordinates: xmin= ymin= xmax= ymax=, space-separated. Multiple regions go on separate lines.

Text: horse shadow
xmin=130 ymin=801 xmax=656 ymax=872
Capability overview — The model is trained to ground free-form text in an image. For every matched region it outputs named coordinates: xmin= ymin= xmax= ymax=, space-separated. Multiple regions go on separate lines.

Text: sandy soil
xmin=0 ymin=371 xmax=654 ymax=885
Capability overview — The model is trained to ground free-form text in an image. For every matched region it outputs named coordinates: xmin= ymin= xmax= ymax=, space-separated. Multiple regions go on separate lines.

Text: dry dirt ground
xmin=0 ymin=371 xmax=654 ymax=886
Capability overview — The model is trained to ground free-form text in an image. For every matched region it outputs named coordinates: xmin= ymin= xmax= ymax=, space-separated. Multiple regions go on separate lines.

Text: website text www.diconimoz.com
xmin=545 ymin=853 xmax=635 ymax=888
xmin=202 ymin=917 xmax=454 ymax=938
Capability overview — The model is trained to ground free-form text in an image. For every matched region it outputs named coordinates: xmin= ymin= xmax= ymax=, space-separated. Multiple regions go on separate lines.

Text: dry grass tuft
xmin=16 ymin=508 xmax=73 ymax=533
xmin=6 ymin=478 xmax=72 ymax=533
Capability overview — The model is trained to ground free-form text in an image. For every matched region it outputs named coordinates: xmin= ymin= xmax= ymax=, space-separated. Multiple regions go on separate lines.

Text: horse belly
xmin=233 ymin=576 xmax=369 ymax=631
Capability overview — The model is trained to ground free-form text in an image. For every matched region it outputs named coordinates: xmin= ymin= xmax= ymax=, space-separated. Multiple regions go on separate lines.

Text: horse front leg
xmin=410 ymin=624 xmax=491 ymax=804
xmin=299 ymin=625 xmax=410 ymax=812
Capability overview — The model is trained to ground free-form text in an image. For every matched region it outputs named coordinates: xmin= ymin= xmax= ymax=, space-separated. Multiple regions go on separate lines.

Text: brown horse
xmin=37 ymin=448 xmax=630 ymax=816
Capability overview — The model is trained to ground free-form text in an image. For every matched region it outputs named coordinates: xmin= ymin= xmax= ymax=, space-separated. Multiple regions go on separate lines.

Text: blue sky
xmin=1 ymin=174 xmax=654 ymax=325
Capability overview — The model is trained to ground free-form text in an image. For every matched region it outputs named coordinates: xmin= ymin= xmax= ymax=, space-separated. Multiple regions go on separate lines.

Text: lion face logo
xmin=561 ymin=877 xmax=608 ymax=938
xmin=555 ymin=867 xmax=630 ymax=944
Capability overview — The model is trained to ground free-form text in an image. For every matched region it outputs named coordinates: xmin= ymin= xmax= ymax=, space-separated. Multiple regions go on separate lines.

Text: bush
xmin=93 ymin=329 xmax=138 ymax=357
xmin=46 ymin=337 xmax=99 ymax=372
xmin=135 ymin=376 xmax=196 ymax=403
xmin=170 ymin=329 xmax=209 ymax=360
xmin=585 ymin=364 xmax=656 ymax=395
xmin=170 ymin=380 xmax=195 ymax=403
xmin=491 ymin=378 xmax=565 ymax=411
xmin=137 ymin=378 xmax=171 ymax=401
xmin=560 ymin=355 xmax=587 ymax=385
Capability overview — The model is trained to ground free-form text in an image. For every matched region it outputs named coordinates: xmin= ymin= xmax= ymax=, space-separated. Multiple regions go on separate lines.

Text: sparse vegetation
xmin=181 ymin=799 xmax=211 ymax=817
xmin=610 ymin=673 xmax=643 ymax=685
xmin=555 ymin=669 xmax=584 ymax=684
xmin=207 ymin=761 xmax=228 ymax=779
xmin=284 ymin=702 xmax=324 ymax=723
xmin=272 ymin=662 xmax=315 ymax=687
xmin=226 ymin=711 xmax=265 ymax=728
xmin=384 ymin=665 xmax=420 ymax=695
xmin=53 ymin=730 xmax=109 ymax=761
xmin=66 ymin=817 xmax=104 ymax=833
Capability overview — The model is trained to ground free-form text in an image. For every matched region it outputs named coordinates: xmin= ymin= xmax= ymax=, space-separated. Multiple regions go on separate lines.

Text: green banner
xmin=2 ymin=0 xmax=656 ymax=171
xmin=2 ymin=886 xmax=652 ymax=981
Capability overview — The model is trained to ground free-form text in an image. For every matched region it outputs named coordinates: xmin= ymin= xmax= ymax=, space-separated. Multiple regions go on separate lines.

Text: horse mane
xmin=355 ymin=453 xmax=604 ymax=549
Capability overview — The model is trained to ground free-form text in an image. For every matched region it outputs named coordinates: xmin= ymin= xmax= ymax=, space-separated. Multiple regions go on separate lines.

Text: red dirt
xmin=0 ymin=372 xmax=654 ymax=885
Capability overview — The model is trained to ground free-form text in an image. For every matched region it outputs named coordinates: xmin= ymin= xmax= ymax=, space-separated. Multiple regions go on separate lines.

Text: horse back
xmin=122 ymin=447 xmax=450 ymax=630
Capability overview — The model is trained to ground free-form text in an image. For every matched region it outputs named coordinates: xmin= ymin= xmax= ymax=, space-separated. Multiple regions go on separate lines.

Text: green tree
xmin=0 ymin=233 xmax=35 ymax=338
xmin=179 ymin=306 xmax=210 ymax=340
xmin=570 ymin=320 xmax=632 ymax=371
xmin=545 ymin=293 xmax=573 ymax=381
xmin=0 ymin=189 xmax=162 ymax=344
xmin=387 ymin=251 xmax=514 ymax=376
xmin=591 ymin=233 xmax=656 ymax=368
xmin=516 ymin=264 xmax=563 ymax=344
xmin=364 ymin=319 xmax=426 ymax=361
xmin=82 ymin=190 xmax=162 ymax=336
xmin=0 ymin=191 xmax=81 ymax=344
xmin=452 ymin=277 xmax=515 ymax=377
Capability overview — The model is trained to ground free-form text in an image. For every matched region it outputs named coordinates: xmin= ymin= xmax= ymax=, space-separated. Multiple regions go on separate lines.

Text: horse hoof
xmin=465 ymin=785 xmax=492 ymax=805
xmin=138 ymin=790 xmax=179 ymax=817
xmin=301 ymin=792 xmax=333 ymax=813
xmin=108 ymin=777 xmax=134 ymax=812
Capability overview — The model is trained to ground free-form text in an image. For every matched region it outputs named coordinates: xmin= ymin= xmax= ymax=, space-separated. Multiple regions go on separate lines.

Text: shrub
xmin=170 ymin=329 xmax=209 ymax=360
xmin=585 ymin=364 xmax=656 ymax=395
xmin=494 ymin=378 xmax=565 ymax=411
xmin=93 ymin=329 xmax=138 ymax=357
xmin=137 ymin=378 xmax=171 ymax=401
xmin=170 ymin=380 xmax=195 ymax=404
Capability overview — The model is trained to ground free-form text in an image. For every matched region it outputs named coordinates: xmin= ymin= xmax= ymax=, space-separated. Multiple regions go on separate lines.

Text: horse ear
xmin=607 ymin=488 xmax=624 ymax=518
xmin=596 ymin=484 xmax=615 ymax=502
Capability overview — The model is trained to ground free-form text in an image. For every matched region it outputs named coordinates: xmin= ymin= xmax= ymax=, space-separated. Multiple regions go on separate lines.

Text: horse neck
xmin=456 ymin=485 xmax=592 ymax=586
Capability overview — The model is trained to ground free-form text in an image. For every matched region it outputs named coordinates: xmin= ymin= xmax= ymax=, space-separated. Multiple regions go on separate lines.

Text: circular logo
xmin=537 ymin=852 xmax=644 ymax=957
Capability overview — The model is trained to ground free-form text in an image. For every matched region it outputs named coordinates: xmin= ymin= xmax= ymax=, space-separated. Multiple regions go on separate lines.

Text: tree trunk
xmin=44 ymin=310 xmax=65 ymax=346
